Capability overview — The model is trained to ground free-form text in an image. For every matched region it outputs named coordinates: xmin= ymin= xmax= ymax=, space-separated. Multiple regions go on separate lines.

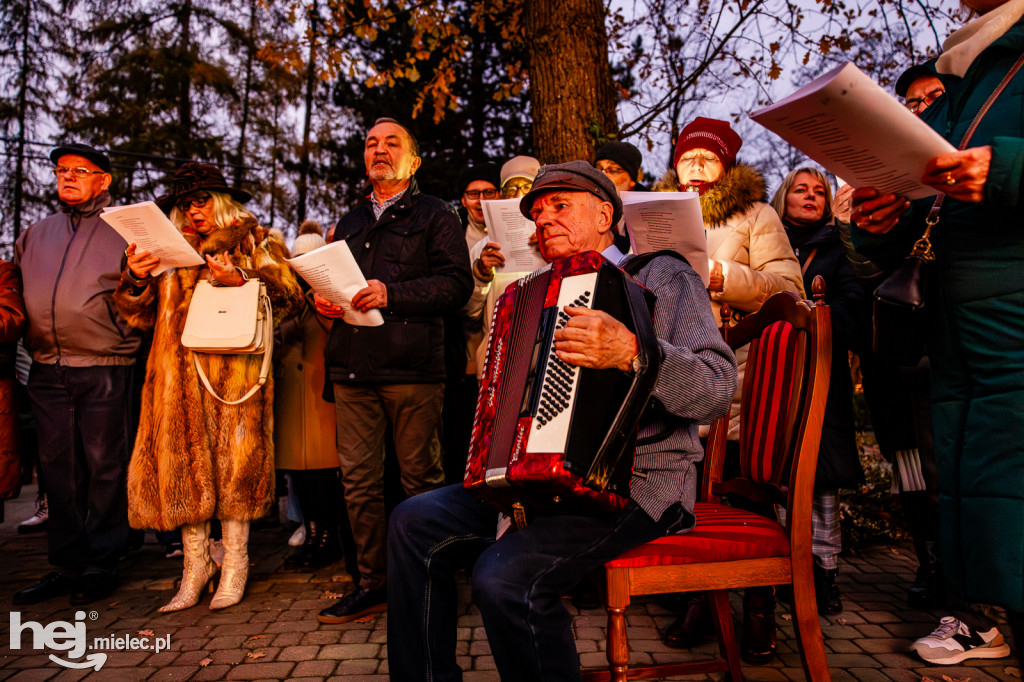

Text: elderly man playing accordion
xmin=386 ymin=160 xmax=737 ymax=682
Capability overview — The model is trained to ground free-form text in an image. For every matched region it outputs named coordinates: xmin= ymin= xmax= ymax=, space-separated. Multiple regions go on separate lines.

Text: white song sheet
xmin=285 ymin=241 xmax=384 ymax=327
xmin=620 ymin=191 xmax=710 ymax=287
xmin=480 ymin=198 xmax=547 ymax=273
xmin=100 ymin=201 xmax=205 ymax=276
xmin=750 ymin=62 xmax=956 ymax=199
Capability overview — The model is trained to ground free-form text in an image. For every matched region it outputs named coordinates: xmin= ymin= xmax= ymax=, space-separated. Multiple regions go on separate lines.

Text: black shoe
xmin=908 ymin=541 xmax=945 ymax=609
xmin=814 ymin=564 xmax=843 ymax=615
xmin=741 ymin=587 xmax=777 ymax=664
xmin=317 ymin=586 xmax=387 ymax=624
xmin=14 ymin=571 xmax=76 ymax=605
xmin=663 ymin=593 xmax=713 ymax=649
xmin=70 ymin=572 xmax=118 ymax=606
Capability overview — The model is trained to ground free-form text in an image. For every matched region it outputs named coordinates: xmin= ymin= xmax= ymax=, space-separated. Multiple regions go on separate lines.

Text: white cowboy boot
xmin=159 ymin=522 xmax=218 ymax=613
xmin=210 ymin=519 xmax=249 ymax=610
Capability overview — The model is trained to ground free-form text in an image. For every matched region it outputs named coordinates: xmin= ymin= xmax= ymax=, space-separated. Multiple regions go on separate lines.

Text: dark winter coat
xmin=325 ymin=178 xmax=473 ymax=385
xmin=785 ymin=219 xmax=866 ymax=490
xmin=853 ymin=17 xmax=1024 ymax=610
xmin=0 ymin=261 xmax=25 ymax=503
xmin=114 ymin=217 xmax=303 ymax=531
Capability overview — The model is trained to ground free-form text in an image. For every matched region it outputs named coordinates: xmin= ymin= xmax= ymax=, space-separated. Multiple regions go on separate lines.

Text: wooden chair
xmin=582 ymin=281 xmax=832 ymax=682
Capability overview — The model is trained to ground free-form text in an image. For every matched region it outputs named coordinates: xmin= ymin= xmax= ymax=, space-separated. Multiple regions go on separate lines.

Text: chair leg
xmin=606 ymin=603 xmax=629 ymax=682
xmin=708 ymin=589 xmax=743 ymax=681
xmin=791 ymin=573 xmax=831 ymax=681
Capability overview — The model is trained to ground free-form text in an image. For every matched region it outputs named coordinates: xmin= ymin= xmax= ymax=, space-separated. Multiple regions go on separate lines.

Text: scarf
xmin=937 ymin=0 xmax=1024 ymax=77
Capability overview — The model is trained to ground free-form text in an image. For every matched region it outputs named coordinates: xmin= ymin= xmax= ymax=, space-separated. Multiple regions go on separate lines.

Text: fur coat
xmin=114 ymin=216 xmax=302 ymax=530
xmin=656 ymin=164 xmax=804 ymax=440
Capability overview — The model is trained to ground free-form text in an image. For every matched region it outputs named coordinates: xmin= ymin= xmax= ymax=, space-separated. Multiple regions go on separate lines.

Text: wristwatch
xmin=629 ymin=351 xmax=643 ymax=374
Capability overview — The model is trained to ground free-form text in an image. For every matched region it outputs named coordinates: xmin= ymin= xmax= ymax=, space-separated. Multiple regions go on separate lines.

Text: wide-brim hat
xmin=519 ymin=160 xmax=623 ymax=226
xmin=156 ymin=162 xmax=251 ymax=213
xmin=50 ymin=143 xmax=111 ymax=173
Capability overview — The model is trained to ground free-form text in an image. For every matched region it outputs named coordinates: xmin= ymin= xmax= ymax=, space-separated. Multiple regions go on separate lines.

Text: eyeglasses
xmin=905 ymin=88 xmax=945 ymax=114
xmin=52 ymin=166 xmax=106 ymax=178
xmin=677 ymin=153 xmax=722 ymax=168
xmin=176 ymin=193 xmax=212 ymax=212
xmin=501 ymin=180 xmax=533 ymax=199
xmin=464 ymin=189 xmax=500 ymax=200
xmin=597 ymin=164 xmax=628 ymax=177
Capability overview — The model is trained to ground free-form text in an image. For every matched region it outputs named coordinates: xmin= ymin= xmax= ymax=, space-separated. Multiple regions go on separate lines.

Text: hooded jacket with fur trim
xmin=114 ymin=216 xmax=303 ymax=530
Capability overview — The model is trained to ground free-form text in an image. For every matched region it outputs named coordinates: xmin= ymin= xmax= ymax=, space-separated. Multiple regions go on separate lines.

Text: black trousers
xmin=27 ymin=363 xmax=135 ymax=574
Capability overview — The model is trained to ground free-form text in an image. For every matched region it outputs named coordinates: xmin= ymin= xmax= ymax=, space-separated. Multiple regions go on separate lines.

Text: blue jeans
xmin=387 ymin=483 xmax=685 ymax=681
xmin=27 ymin=363 xmax=134 ymax=573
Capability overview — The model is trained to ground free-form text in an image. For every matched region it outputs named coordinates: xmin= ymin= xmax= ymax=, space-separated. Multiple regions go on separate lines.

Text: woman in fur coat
xmin=116 ymin=162 xmax=302 ymax=612
xmin=655 ymin=118 xmax=804 ymax=660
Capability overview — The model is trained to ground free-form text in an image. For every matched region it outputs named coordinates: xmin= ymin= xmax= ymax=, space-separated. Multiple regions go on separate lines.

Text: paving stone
xmin=336 ymin=659 xmax=380 ymax=675
xmin=224 ymin=662 xmax=296 ymax=680
xmin=317 ymin=644 xmax=381 ymax=660
xmin=292 ymin=660 xmax=338 ymax=677
xmin=277 ymin=645 xmax=320 ymax=662
xmin=142 ymin=666 xmax=199 ymax=681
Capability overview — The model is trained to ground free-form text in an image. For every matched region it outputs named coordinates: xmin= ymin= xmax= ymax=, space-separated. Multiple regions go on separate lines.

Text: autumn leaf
xmin=1004 ymin=666 xmax=1022 ymax=678
xmin=138 ymin=629 xmax=154 ymax=637
xmin=199 ymin=658 xmax=213 ymax=667
xmin=247 ymin=635 xmax=267 ymax=641
xmin=247 ymin=652 xmax=266 ymax=660
xmin=353 ymin=615 xmax=378 ymax=623
xmin=107 ymin=601 xmax=119 ymax=607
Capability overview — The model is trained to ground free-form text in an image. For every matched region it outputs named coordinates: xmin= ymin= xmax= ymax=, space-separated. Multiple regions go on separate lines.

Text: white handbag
xmin=181 ymin=279 xmax=273 ymax=405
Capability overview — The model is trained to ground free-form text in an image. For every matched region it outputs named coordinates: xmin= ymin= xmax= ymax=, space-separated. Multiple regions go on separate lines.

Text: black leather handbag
xmin=872 ymin=53 xmax=1024 ymax=365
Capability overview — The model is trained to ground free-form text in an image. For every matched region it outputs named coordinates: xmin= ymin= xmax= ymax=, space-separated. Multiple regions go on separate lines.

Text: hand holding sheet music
xmin=750 ymin=62 xmax=956 ymax=199
xmin=480 ymin=198 xmax=547 ymax=273
xmin=285 ymin=241 xmax=384 ymax=327
xmin=620 ymin=191 xmax=710 ymax=287
xmin=100 ymin=201 xmax=205 ymax=275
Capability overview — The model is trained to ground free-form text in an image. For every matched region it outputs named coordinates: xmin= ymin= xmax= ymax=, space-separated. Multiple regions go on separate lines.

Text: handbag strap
xmin=193 ymin=292 xmax=274 ymax=405
xmin=920 ymin=52 xmax=1024 ymax=247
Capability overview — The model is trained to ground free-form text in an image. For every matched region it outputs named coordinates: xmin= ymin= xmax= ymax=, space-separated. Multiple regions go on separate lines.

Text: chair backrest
xmin=704 ymin=280 xmax=832 ymax=525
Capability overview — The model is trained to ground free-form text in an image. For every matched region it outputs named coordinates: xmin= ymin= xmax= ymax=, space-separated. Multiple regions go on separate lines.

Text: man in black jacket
xmin=314 ymin=118 xmax=473 ymax=623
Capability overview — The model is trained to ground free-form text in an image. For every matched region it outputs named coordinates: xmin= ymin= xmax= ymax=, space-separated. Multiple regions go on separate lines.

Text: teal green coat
xmin=854 ymin=21 xmax=1024 ymax=611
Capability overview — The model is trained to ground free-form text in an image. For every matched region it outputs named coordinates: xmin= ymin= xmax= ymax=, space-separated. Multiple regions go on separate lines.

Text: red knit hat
xmin=672 ymin=117 xmax=743 ymax=173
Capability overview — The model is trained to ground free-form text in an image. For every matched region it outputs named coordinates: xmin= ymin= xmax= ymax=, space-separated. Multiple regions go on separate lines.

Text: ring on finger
xmin=945 ymin=173 xmax=957 ymax=185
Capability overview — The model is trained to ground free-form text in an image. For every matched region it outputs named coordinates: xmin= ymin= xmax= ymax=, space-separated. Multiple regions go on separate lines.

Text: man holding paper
xmin=314 ymin=117 xmax=473 ymax=624
xmin=13 ymin=143 xmax=142 ymax=606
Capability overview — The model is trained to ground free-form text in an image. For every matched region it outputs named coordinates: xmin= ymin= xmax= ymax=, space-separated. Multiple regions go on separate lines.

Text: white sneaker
xmin=911 ymin=616 xmax=1011 ymax=664
xmin=288 ymin=525 xmax=306 ymax=547
xmin=17 ymin=495 xmax=48 ymax=535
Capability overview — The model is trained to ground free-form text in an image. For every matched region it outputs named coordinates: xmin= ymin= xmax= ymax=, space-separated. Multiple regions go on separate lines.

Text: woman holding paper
xmin=852 ymin=0 xmax=1024 ymax=660
xmin=115 ymin=162 xmax=302 ymax=612
xmin=654 ymin=117 xmax=804 ymax=656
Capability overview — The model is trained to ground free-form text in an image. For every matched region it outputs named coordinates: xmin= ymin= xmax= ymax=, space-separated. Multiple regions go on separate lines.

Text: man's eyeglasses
xmin=52 ymin=166 xmax=106 ymax=178
xmin=905 ymin=88 xmax=944 ymax=114
xmin=464 ymin=189 xmax=500 ymax=200
xmin=176 ymin=193 xmax=212 ymax=213
xmin=597 ymin=164 xmax=628 ymax=177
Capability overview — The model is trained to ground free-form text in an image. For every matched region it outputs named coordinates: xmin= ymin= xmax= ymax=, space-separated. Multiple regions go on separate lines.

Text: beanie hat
xmin=500 ymin=155 xmax=541 ymax=185
xmin=292 ymin=232 xmax=326 ymax=257
xmin=595 ymin=141 xmax=643 ymax=181
xmin=672 ymin=117 xmax=743 ymax=173
xmin=458 ymin=163 xmax=501 ymax=195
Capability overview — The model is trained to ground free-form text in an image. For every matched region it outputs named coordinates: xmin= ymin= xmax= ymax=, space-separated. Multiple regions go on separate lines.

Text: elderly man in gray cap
xmin=13 ymin=143 xmax=142 ymax=606
xmin=386 ymin=160 xmax=737 ymax=681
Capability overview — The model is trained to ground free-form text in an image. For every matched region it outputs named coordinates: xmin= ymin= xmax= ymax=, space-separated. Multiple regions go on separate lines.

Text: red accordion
xmin=463 ymin=251 xmax=660 ymax=516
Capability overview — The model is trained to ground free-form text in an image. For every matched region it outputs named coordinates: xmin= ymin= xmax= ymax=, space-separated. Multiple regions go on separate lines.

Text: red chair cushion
xmin=606 ymin=502 xmax=790 ymax=568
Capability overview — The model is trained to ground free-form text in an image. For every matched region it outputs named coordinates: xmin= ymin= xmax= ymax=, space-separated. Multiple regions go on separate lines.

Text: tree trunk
xmin=12 ymin=0 xmax=30 ymax=244
xmin=524 ymin=0 xmax=619 ymax=164
xmin=234 ymin=0 xmax=257 ymax=187
xmin=296 ymin=4 xmax=318 ymax=224
xmin=176 ymin=0 xmax=194 ymax=158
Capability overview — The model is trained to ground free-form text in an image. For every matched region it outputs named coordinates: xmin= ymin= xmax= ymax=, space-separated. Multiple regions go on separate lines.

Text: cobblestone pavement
xmin=2 ymin=484 xmax=1021 ymax=681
